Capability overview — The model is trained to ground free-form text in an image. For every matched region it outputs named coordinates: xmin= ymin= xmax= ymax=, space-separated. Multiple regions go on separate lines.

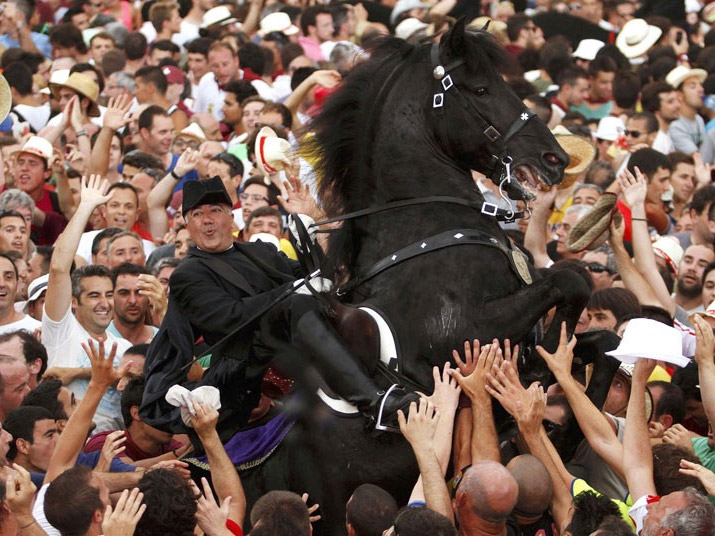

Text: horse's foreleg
xmin=477 ymin=269 xmax=590 ymax=347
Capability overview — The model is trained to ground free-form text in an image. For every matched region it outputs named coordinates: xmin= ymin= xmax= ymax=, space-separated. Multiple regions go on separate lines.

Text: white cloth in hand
xmin=295 ymin=276 xmax=333 ymax=295
xmin=165 ymin=385 xmax=221 ymax=427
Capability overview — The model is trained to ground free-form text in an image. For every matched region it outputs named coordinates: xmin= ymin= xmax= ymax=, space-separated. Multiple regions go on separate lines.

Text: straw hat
xmin=259 ymin=12 xmax=299 ymax=36
xmin=552 ymin=126 xmax=597 ymax=190
xmin=178 ymin=123 xmax=206 ymax=142
xmin=49 ymin=72 xmax=100 ymax=117
xmin=666 ymin=65 xmax=707 ymax=90
xmin=615 ymin=19 xmax=662 ymax=59
xmin=391 ymin=0 xmax=429 ymax=24
xmin=255 ymin=126 xmax=292 ymax=176
xmin=565 ymin=192 xmax=623 ymax=252
xmin=606 ymin=318 xmax=690 ymax=368
xmin=468 ymin=16 xmax=507 ymax=35
xmin=201 ymin=6 xmax=238 ymax=29
xmin=18 ymin=136 xmax=53 ymax=164
xmin=652 ymin=236 xmax=683 ymax=276
xmin=689 ymin=299 xmax=715 ymax=326
xmin=0 ymin=74 xmax=10 ymax=126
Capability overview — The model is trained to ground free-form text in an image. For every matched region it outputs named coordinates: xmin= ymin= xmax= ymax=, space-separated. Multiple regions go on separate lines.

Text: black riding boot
xmin=294 ymin=311 xmax=419 ymax=432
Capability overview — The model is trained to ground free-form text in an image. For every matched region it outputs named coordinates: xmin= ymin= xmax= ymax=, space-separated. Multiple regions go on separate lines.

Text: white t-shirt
xmin=629 ymin=494 xmax=659 ymax=535
xmin=42 ymin=305 xmax=131 ymax=432
xmin=173 ymin=20 xmax=199 ymax=48
xmin=653 ymin=129 xmax=675 ymax=155
xmin=33 ymin=483 xmax=60 ymax=536
xmin=194 ymin=72 xmax=225 ymax=120
xmin=0 ymin=314 xmax=41 ymax=336
xmin=12 ymin=103 xmax=51 ymax=133
xmin=76 ymin=229 xmax=156 ymax=265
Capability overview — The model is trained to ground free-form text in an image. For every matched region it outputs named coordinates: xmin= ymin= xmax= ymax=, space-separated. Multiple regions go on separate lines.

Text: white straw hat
xmin=255 ymin=126 xmax=292 ymax=176
xmin=19 ymin=136 xmax=53 ymax=164
xmin=666 ymin=65 xmax=707 ymax=90
xmin=201 ymin=6 xmax=238 ymax=29
xmin=615 ymin=19 xmax=662 ymax=59
xmin=573 ymin=39 xmax=605 ymax=61
xmin=259 ymin=12 xmax=299 ymax=36
xmin=395 ymin=18 xmax=428 ymax=40
xmin=606 ymin=318 xmax=690 ymax=367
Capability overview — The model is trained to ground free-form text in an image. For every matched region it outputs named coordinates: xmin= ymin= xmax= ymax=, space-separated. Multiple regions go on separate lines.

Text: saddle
xmin=327 ymin=298 xmax=382 ymax=377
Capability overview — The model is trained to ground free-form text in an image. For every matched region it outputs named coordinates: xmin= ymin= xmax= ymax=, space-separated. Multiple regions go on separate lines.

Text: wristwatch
xmin=171 ymin=169 xmax=181 ymax=180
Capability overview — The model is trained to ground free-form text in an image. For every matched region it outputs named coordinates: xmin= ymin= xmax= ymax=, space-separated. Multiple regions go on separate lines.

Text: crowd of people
xmin=3 ymin=0 xmax=715 ymax=534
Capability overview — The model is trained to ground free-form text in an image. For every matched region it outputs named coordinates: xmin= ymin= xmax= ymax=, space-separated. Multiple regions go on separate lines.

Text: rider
xmin=142 ymin=177 xmax=418 ymax=435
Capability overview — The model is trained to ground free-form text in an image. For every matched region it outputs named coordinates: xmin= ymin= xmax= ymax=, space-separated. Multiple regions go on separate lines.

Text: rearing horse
xmin=308 ymin=22 xmax=589 ymax=393
xmin=189 ymin=22 xmax=592 ymax=534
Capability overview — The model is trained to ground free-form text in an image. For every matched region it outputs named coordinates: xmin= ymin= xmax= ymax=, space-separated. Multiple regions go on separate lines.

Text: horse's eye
xmin=475 ymin=87 xmax=487 ymax=96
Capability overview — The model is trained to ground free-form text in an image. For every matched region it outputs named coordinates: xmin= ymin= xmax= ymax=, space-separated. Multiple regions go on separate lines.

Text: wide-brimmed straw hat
xmin=178 ymin=123 xmax=206 ymax=142
xmin=49 ymin=72 xmax=100 ymax=117
xmin=259 ymin=12 xmax=299 ymax=36
xmin=565 ymin=192 xmax=623 ymax=252
xmin=606 ymin=318 xmax=690 ymax=368
xmin=255 ymin=126 xmax=292 ymax=176
xmin=395 ymin=17 xmax=428 ymax=40
xmin=652 ymin=236 xmax=683 ymax=276
xmin=616 ymin=18 xmax=662 ymax=59
xmin=666 ymin=65 xmax=707 ymax=90
xmin=552 ymin=126 xmax=597 ymax=190
xmin=0 ymin=74 xmax=10 ymax=126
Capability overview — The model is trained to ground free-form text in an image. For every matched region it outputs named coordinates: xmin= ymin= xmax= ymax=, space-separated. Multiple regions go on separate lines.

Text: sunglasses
xmin=624 ymin=129 xmax=643 ymax=138
xmin=584 ymin=262 xmax=613 ymax=274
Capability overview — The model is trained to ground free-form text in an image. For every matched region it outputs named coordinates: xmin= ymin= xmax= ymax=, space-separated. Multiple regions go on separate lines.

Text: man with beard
xmin=106 ymin=263 xmax=159 ymax=345
xmin=674 ymin=244 xmax=715 ymax=323
xmin=641 ymin=81 xmax=681 ymax=155
xmin=43 ymin=175 xmax=132 ymax=432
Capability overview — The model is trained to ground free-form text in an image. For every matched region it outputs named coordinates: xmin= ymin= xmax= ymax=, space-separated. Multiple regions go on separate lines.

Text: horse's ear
xmin=443 ymin=17 xmax=467 ymax=56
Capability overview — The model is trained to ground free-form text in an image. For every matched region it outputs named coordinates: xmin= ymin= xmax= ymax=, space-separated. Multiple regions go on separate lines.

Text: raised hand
xmin=533 ymin=185 xmax=558 ymax=211
xmin=137 ymin=274 xmax=168 ymax=327
xmin=694 ymin=315 xmax=715 ymax=368
xmin=104 ymin=95 xmax=133 ymax=132
xmin=504 ymin=339 xmax=519 ymax=372
xmin=96 ymin=430 xmax=127 ymax=472
xmin=193 ymin=477 xmax=232 ymax=536
xmin=189 ymin=401 xmax=219 ymax=440
xmin=633 ymin=357 xmax=657 ymax=384
xmin=102 ymin=488 xmax=146 ymax=536
xmin=693 ymin=152 xmax=711 ymax=188
xmin=426 ymin=363 xmax=461 ymax=414
xmin=679 ymin=459 xmax=715 ymax=495
xmin=662 ymin=424 xmax=694 ymax=452
xmin=535 ymin=322 xmax=576 ymax=383
xmin=278 ymin=173 xmax=321 ymax=219
xmin=79 ymin=174 xmax=113 ymax=210
xmin=311 ymin=70 xmax=342 ymax=89
xmin=69 ymin=94 xmax=86 ymax=132
xmin=398 ymin=397 xmax=440 ymax=451
xmin=449 ymin=339 xmax=503 ymax=402
xmin=617 ymin=166 xmax=647 ymax=209
xmin=301 ymin=493 xmax=321 ymax=524
xmin=452 ymin=339 xmax=480 ymax=377
xmin=608 ymin=217 xmax=625 ymax=249
xmin=5 ymin=464 xmax=37 ymax=519
xmin=485 ymin=360 xmax=531 ymax=419
xmin=81 ymin=338 xmax=126 ymax=390
xmin=518 ymin=384 xmax=547 ymax=437
xmin=174 ymin=148 xmax=200 ymax=177
xmin=150 ymin=459 xmax=191 ymax=479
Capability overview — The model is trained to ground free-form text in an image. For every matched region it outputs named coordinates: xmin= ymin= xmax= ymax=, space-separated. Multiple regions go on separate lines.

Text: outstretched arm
xmin=45 ymin=175 xmax=113 ymax=321
xmin=622 ymin=358 xmax=658 ymax=501
xmin=89 ymin=95 xmax=132 ymax=177
xmin=694 ymin=315 xmax=715 ymax=434
xmin=284 ymin=71 xmax=341 ymax=130
xmin=399 ymin=399 xmax=454 ymax=524
xmin=536 ymin=323 xmax=625 ymax=479
xmin=191 ymin=403 xmax=246 ymax=527
xmin=45 ymin=340 xmax=130 ymax=483
xmin=620 ymin=168 xmax=676 ymax=316
xmin=524 ymin=186 xmax=557 ymax=268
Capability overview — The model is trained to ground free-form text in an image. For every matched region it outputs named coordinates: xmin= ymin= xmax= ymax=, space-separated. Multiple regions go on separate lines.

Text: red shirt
xmin=131 ymin=222 xmax=154 ymax=242
xmin=84 ymin=430 xmax=183 ymax=461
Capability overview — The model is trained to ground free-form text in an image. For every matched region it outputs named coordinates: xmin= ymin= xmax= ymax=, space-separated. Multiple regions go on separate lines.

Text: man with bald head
xmin=454 ymin=460 xmax=519 ymax=535
xmin=506 ymin=454 xmax=557 ymax=534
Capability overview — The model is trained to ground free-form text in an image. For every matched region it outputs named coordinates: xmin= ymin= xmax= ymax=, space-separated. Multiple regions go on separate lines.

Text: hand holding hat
xmin=255 ymin=127 xmax=293 ymax=176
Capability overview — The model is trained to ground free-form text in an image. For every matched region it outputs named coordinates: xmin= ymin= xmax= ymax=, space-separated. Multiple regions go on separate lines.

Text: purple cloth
xmin=195 ymin=412 xmax=295 ymax=468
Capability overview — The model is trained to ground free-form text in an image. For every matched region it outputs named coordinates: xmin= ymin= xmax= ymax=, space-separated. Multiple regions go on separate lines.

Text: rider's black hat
xmin=182 ymin=176 xmax=233 ymax=215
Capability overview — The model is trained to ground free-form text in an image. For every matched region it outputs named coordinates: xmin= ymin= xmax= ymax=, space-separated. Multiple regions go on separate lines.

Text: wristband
xmin=76 ymin=129 xmax=88 ymax=138
xmin=631 ymin=217 xmax=648 ymax=222
xmin=171 ymin=169 xmax=181 ymax=180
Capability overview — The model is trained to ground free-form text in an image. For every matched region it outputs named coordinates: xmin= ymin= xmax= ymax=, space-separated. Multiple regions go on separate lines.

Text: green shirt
xmin=692 ymin=437 xmax=715 ymax=506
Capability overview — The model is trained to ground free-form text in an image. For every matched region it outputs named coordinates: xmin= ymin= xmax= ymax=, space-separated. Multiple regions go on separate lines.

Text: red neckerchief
xmin=242 ymin=67 xmax=262 ymax=82
xmin=586 ymin=94 xmax=611 ymax=105
xmin=551 ymin=97 xmax=568 ymax=113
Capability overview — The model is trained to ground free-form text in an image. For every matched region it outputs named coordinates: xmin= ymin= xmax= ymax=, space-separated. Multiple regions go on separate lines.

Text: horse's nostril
xmin=544 ymin=152 xmax=561 ymax=166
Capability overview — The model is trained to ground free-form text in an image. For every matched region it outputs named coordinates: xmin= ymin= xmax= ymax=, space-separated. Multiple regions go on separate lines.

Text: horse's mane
xmin=306 ymin=27 xmax=511 ymax=275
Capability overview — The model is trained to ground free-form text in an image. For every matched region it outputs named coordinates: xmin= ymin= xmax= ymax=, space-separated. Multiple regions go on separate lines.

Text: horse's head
xmin=431 ymin=20 xmax=569 ymax=192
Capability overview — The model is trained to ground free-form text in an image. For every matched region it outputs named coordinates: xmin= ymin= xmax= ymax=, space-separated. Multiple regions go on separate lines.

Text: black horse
xmin=189 ymin=21 xmax=591 ymax=533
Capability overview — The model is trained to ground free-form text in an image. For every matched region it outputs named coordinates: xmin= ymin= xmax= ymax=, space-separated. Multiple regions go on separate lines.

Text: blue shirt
xmin=29 ymin=452 xmax=137 ymax=487
xmin=0 ymin=32 xmax=52 ymax=58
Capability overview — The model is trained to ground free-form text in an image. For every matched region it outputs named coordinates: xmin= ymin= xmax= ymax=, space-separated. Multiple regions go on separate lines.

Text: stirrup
xmin=374 ymin=384 xmax=402 ymax=433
